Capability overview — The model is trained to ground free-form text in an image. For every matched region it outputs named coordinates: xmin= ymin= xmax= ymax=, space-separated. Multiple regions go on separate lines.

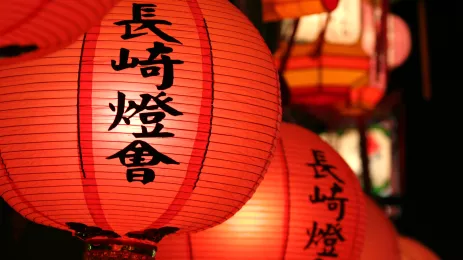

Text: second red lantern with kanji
xmin=156 ymin=123 xmax=366 ymax=260
xmin=0 ymin=0 xmax=281 ymax=258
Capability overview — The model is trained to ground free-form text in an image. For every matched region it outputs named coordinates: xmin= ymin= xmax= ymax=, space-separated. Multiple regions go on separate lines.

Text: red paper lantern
xmin=156 ymin=123 xmax=366 ymax=260
xmin=0 ymin=0 xmax=121 ymax=66
xmin=0 ymin=0 xmax=281 ymax=258
xmin=276 ymin=0 xmax=387 ymax=116
xmin=398 ymin=236 xmax=440 ymax=260
xmin=262 ymin=0 xmax=339 ymax=22
xmin=360 ymin=196 xmax=400 ymax=260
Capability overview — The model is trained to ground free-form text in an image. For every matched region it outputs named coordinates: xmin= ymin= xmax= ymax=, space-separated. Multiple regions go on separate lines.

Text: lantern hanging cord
xmin=358 ymin=116 xmax=373 ymax=195
xmin=310 ymin=12 xmax=332 ymax=58
xmin=310 ymin=11 xmax=332 ymax=94
xmin=417 ymin=0 xmax=432 ymax=101
xmin=375 ymin=0 xmax=388 ymax=81
xmin=279 ymin=18 xmax=300 ymax=74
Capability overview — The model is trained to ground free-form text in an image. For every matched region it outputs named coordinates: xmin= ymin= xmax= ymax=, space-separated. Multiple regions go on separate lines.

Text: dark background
xmin=392 ymin=1 xmax=461 ymax=259
xmin=0 ymin=0 xmax=460 ymax=259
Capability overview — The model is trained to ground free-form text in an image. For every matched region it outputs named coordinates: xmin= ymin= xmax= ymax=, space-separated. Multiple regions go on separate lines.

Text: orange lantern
xmin=360 ymin=196 xmax=400 ymax=260
xmin=0 ymin=0 xmax=281 ymax=258
xmin=398 ymin=236 xmax=440 ymax=260
xmin=0 ymin=0 xmax=121 ymax=66
xmin=156 ymin=123 xmax=366 ymax=260
xmin=276 ymin=0 xmax=387 ymax=116
xmin=262 ymin=0 xmax=339 ymax=22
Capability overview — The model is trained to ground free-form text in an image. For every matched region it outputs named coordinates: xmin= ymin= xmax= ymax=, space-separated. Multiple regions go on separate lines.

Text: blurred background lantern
xmin=363 ymin=13 xmax=412 ymax=69
xmin=385 ymin=14 xmax=411 ymax=69
xmin=320 ymin=125 xmax=393 ymax=196
xmin=156 ymin=123 xmax=366 ymax=260
xmin=398 ymin=236 xmax=440 ymax=260
xmin=387 ymin=14 xmax=412 ymax=69
xmin=0 ymin=0 xmax=121 ymax=66
xmin=276 ymin=0 xmax=387 ymax=116
xmin=360 ymin=196 xmax=400 ymax=260
xmin=262 ymin=0 xmax=340 ymax=22
xmin=0 ymin=0 xmax=281 ymax=258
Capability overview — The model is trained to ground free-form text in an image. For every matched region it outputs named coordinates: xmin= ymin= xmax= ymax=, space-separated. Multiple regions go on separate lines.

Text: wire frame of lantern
xmin=276 ymin=0 xmax=387 ymax=116
xmin=0 ymin=0 xmax=282 ymax=258
xmin=262 ymin=0 xmax=340 ymax=22
xmin=156 ymin=123 xmax=366 ymax=260
xmin=0 ymin=0 xmax=121 ymax=65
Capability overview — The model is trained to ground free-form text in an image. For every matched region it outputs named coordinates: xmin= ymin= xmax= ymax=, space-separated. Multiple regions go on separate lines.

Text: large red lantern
xmin=398 ymin=236 xmax=440 ymax=260
xmin=156 ymin=123 xmax=366 ymax=260
xmin=0 ymin=0 xmax=282 ymax=258
xmin=0 ymin=0 xmax=121 ymax=66
xmin=360 ymin=196 xmax=400 ymax=260
xmin=276 ymin=0 xmax=387 ymax=116
xmin=262 ymin=0 xmax=339 ymax=22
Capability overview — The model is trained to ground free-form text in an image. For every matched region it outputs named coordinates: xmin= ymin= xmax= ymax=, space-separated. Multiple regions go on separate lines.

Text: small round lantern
xmin=262 ymin=0 xmax=339 ymax=22
xmin=363 ymin=13 xmax=412 ymax=69
xmin=156 ymin=123 xmax=366 ymax=260
xmin=0 ymin=0 xmax=121 ymax=65
xmin=398 ymin=236 xmax=440 ymax=260
xmin=276 ymin=0 xmax=386 ymax=116
xmin=0 ymin=0 xmax=281 ymax=258
xmin=360 ymin=196 xmax=400 ymax=260
xmin=386 ymin=14 xmax=411 ymax=69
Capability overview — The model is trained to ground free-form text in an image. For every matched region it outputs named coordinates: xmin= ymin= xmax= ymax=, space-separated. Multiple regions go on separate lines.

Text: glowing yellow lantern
xmin=276 ymin=0 xmax=387 ymax=116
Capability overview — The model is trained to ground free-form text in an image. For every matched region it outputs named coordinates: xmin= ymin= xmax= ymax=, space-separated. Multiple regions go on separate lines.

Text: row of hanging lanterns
xmin=0 ymin=0 xmax=282 ymax=257
xmin=0 ymin=0 xmax=429 ymax=259
xmin=1 ymin=0 xmax=411 ymax=118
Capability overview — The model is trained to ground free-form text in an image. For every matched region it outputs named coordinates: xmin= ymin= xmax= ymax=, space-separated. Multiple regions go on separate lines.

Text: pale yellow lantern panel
xmin=320 ymin=124 xmax=395 ymax=197
xmin=262 ymin=0 xmax=340 ymax=22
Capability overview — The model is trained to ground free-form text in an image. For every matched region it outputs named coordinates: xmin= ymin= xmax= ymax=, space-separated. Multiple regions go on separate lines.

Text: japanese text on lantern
xmin=107 ymin=3 xmax=183 ymax=185
xmin=304 ymin=150 xmax=348 ymax=259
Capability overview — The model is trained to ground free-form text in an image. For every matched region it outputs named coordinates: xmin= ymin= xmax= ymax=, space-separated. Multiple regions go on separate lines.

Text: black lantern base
xmin=84 ymin=238 xmax=157 ymax=260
